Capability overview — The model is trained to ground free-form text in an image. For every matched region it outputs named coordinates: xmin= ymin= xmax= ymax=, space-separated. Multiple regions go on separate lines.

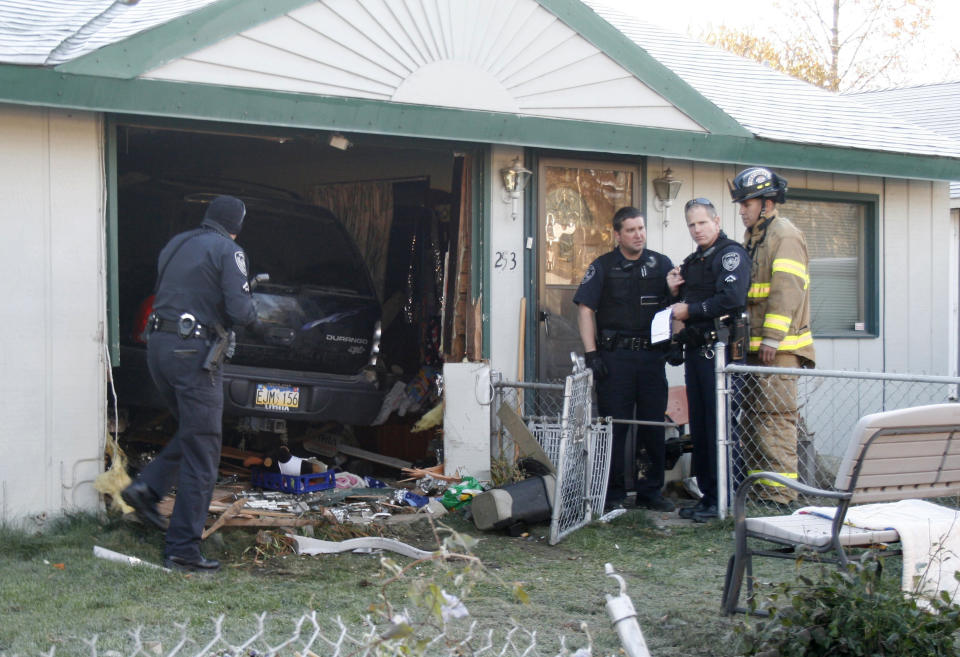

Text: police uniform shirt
xmin=573 ymin=247 xmax=674 ymax=334
xmin=680 ymin=232 xmax=751 ymax=326
xmin=153 ymin=219 xmax=257 ymax=329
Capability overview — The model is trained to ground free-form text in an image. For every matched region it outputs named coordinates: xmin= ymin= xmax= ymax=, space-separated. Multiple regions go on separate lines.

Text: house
xmin=852 ymin=81 xmax=960 ymax=369
xmin=1 ymin=0 xmax=958 ymax=524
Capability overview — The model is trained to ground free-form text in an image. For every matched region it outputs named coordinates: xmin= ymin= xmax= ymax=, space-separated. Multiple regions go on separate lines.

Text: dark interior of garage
xmin=111 ymin=122 xmax=481 ymax=476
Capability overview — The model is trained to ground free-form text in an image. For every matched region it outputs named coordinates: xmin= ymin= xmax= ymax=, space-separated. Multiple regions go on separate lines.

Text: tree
xmin=703 ymin=0 xmax=933 ymax=92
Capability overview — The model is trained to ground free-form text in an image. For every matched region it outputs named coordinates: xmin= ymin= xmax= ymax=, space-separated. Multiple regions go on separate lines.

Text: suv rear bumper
xmin=115 ymin=346 xmax=385 ymax=426
xmin=223 ymin=363 xmax=384 ymax=425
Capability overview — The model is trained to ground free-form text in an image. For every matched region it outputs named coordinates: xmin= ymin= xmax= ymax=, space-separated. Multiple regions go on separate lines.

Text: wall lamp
xmin=328 ymin=132 xmax=352 ymax=150
xmin=652 ymin=168 xmax=683 ymax=226
xmin=500 ymin=157 xmax=532 ymax=220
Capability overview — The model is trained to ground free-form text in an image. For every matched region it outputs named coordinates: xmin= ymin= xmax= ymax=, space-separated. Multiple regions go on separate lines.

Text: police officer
xmin=670 ymin=198 xmax=750 ymax=522
xmin=121 ymin=195 xmax=258 ymax=573
xmin=731 ymin=167 xmax=815 ymax=505
xmin=574 ymin=206 xmax=682 ymax=511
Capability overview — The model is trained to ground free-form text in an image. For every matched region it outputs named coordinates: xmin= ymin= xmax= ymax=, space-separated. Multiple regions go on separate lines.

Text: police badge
xmin=234 ymin=251 xmax=248 ymax=277
xmin=581 ymin=264 xmax=596 ymax=284
xmin=721 ymin=252 xmax=740 ymax=272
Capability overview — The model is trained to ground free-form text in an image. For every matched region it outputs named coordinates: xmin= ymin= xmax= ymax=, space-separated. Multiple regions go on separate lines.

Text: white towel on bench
xmin=798 ymin=499 xmax=960 ymax=604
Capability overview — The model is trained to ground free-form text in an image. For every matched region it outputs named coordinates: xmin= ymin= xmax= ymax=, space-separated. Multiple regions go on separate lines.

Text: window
xmin=780 ymin=191 xmax=877 ymax=337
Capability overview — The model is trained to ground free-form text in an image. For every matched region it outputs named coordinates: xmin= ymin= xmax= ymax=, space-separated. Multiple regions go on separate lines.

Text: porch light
xmin=652 ymin=168 xmax=683 ymax=226
xmin=500 ymin=157 xmax=532 ymax=220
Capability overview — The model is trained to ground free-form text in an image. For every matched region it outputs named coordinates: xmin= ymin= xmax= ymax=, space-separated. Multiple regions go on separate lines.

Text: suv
xmin=113 ymin=176 xmax=385 ymax=426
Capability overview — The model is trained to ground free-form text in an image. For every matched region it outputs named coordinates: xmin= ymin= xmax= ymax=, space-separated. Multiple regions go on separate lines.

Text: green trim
xmin=2 ymin=67 xmax=958 ymax=181
xmin=106 ymin=119 xmax=120 ymax=365
xmin=56 ymin=0 xmax=313 ymax=79
xmin=536 ymin=0 xmax=749 ymax=138
xmin=787 ymin=188 xmax=880 ymax=338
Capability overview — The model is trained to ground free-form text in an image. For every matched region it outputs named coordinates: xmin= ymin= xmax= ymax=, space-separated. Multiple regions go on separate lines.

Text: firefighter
xmin=730 ymin=167 xmax=815 ymax=506
xmin=670 ymin=198 xmax=750 ymax=522
xmin=574 ymin=207 xmax=682 ymax=511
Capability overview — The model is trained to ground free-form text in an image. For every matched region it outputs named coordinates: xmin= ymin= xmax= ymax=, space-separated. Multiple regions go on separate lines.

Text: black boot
xmin=121 ymin=480 xmax=169 ymax=531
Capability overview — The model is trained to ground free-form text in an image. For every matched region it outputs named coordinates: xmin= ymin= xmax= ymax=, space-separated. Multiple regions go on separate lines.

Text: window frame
xmin=783 ymin=188 xmax=879 ymax=339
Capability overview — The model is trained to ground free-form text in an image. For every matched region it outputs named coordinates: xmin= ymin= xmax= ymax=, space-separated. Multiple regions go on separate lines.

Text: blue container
xmin=251 ymin=467 xmax=336 ymax=494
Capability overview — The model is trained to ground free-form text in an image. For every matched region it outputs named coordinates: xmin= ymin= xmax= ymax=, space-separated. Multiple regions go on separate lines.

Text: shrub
xmin=735 ymin=554 xmax=960 ymax=656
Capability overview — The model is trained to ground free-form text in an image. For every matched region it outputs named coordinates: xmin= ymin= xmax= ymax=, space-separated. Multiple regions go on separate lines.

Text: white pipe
xmin=604 ymin=563 xmax=652 ymax=657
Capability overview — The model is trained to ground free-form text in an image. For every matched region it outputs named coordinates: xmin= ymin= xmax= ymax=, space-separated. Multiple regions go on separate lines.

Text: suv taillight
xmin=132 ymin=295 xmax=155 ymax=344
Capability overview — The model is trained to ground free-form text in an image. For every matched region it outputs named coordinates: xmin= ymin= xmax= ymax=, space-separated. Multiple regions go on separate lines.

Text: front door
xmin=536 ymin=158 xmax=641 ymax=381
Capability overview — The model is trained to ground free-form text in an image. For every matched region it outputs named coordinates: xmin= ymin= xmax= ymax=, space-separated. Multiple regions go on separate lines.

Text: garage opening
xmin=110 ymin=120 xmax=482 ymax=477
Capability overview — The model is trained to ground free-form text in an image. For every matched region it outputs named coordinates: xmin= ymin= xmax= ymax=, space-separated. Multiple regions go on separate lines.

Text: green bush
xmin=735 ymin=554 xmax=960 ymax=656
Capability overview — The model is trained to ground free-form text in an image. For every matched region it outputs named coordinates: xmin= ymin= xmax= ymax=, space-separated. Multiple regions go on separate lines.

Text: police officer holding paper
xmin=121 ymin=195 xmax=259 ymax=573
xmin=670 ymin=198 xmax=750 ymax=522
xmin=575 ymin=206 xmax=682 ymax=512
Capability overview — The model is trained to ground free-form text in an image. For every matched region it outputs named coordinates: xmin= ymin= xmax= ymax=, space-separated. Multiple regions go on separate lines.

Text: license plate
xmin=254 ymin=383 xmax=300 ymax=411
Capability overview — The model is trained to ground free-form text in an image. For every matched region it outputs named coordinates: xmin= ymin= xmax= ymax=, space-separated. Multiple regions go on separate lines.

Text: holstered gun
xmin=202 ymin=323 xmax=236 ymax=373
xmin=715 ymin=312 xmax=749 ymax=361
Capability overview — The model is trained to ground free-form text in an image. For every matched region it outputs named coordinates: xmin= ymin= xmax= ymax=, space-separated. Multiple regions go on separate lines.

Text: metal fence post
xmin=714 ymin=340 xmax=729 ymax=520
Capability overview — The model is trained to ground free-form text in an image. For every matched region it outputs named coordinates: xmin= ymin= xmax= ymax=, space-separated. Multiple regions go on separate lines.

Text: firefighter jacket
xmin=743 ymin=208 xmax=815 ymax=365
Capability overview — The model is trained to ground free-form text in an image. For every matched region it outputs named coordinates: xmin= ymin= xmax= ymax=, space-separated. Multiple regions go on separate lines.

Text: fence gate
xmin=492 ymin=364 xmax=612 ymax=544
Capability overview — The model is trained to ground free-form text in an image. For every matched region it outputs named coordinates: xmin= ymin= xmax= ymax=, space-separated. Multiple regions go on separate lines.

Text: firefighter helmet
xmin=728 ymin=167 xmax=787 ymax=204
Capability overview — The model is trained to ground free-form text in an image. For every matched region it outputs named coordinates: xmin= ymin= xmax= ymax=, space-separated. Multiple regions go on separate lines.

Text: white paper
xmin=651 ymin=308 xmax=673 ymax=344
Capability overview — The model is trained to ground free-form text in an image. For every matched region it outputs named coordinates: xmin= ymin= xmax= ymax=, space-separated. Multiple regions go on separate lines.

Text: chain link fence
xmin=491 ymin=367 xmax=612 ymax=544
xmin=12 ymin=610 xmax=595 ymax=657
xmin=720 ymin=361 xmax=960 ymax=516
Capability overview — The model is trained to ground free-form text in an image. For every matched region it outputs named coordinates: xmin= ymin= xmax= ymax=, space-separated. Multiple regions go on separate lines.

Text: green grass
xmin=0 ymin=509 xmax=822 ymax=656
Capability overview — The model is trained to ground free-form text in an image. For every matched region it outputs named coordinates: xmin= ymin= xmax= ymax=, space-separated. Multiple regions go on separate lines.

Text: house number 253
xmin=495 ymin=251 xmax=517 ymax=271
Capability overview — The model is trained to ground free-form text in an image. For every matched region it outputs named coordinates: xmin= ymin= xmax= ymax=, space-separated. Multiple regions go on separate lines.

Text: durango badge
xmin=722 ymin=252 xmax=741 ymax=272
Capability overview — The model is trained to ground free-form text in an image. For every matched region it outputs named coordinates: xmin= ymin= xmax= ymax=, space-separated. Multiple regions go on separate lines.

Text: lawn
xmin=0 ymin=507 xmax=799 ymax=656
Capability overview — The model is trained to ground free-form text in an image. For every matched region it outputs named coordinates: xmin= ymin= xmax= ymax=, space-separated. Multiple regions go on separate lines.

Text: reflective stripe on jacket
xmin=743 ymin=209 xmax=816 ymax=365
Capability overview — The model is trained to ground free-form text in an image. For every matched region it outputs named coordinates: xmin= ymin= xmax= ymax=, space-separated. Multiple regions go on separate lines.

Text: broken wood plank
xmin=215 ymin=515 xmax=315 ymax=529
xmin=336 ymin=444 xmax=412 ymax=470
xmin=496 ymin=403 xmax=556 ymax=474
xmin=202 ymin=498 xmax=247 ymax=540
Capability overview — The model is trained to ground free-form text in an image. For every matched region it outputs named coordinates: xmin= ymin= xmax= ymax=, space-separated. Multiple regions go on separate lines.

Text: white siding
xmin=0 ymin=104 xmax=105 ymax=526
xmin=645 ymin=159 xmax=954 ymax=377
xmin=143 ymin=0 xmax=706 ymax=132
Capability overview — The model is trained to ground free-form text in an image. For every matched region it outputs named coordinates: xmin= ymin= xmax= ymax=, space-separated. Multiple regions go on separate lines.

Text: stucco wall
xmin=0 ymin=104 xmax=105 ymax=526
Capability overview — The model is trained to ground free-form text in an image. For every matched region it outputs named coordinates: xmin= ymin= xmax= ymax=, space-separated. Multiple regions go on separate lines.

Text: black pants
xmin=139 ymin=331 xmax=223 ymax=560
xmin=597 ymin=348 xmax=668 ymax=504
xmin=685 ymin=346 xmax=744 ymax=507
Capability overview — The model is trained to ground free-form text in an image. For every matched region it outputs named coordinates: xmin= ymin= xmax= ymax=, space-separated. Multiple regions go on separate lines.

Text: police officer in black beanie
xmin=122 ymin=194 xmax=258 ymax=573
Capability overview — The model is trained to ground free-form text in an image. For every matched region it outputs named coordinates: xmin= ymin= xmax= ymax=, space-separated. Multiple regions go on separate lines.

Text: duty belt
xmin=602 ymin=335 xmax=657 ymax=351
xmin=150 ymin=313 xmax=210 ymax=339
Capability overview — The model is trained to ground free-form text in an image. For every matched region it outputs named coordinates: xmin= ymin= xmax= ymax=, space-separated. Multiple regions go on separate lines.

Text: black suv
xmin=114 ymin=176 xmax=385 ymax=426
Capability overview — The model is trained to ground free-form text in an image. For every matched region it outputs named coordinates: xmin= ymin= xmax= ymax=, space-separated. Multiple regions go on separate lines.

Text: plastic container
xmin=251 ymin=467 xmax=336 ymax=494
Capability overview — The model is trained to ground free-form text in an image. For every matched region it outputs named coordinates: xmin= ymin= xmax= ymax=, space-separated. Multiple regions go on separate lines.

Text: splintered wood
xmin=398 ymin=464 xmax=460 ymax=483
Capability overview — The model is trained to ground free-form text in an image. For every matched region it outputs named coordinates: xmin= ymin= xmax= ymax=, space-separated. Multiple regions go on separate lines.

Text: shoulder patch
xmin=721 ymin=252 xmax=741 ymax=272
xmin=234 ymin=251 xmax=248 ymax=277
xmin=581 ymin=264 xmax=596 ymax=285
